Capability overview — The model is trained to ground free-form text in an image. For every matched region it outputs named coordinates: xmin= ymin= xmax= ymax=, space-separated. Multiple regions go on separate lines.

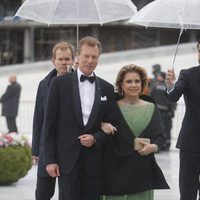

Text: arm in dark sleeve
xmin=93 ymin=85 xmax=119 ymax=148
xmin=150 ymin=106 xmax=166 ymax=149
xmin=31 ymin=82 xmax=44 ymax=156
xmin=103 ymin=86 xmax=119 ymax=126
xmin=44 ymin=78 xmax=59 ymax=165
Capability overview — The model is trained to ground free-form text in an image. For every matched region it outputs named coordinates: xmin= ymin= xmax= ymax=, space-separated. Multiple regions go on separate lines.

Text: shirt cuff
xmin=166 ymin=85 xmax=175 ymax=94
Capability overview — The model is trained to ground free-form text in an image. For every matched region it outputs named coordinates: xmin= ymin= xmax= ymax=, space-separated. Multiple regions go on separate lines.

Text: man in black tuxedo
xmin=166 ymin=40 xmax=200 ymax=200
xmin=0 ymin=74 xmax=21 ymax=133
xmin=32 ymin=41 xmax=75 ymax=200
xmin=44 ymin=36 xmax=116 ymax=200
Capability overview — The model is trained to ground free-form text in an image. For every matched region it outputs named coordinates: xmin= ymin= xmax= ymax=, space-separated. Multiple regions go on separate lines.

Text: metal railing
xmin=0 ymin=101 xmax=185 ymax=139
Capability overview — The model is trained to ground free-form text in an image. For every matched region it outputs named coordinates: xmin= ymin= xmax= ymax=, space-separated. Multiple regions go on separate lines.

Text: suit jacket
xmin=32 ymin=69 xmax=57 ymax=176
xmin=102 ymin=104 xmax=169 ymax=195
xmin=167 ymin=66 xmax=200 ymax=152
xmin=0 ymin=82 xmax=21 ymax=117
xmin=44 ymin=70 xmax=117 ymax=176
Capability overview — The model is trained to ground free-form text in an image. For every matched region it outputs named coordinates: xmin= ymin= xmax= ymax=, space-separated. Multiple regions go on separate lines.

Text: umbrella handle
xmin=172 ymin=28 xmax=183 ymax=69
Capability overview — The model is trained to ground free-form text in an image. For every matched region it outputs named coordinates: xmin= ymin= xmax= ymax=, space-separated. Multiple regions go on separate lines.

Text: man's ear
xmin=51 ymin=57 xmax=55 ymax=66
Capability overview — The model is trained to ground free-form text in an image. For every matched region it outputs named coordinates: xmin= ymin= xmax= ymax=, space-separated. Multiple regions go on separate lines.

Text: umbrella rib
xmin=179 ymin=1 xmax=186 ymax=28
xmin=47 ymin=0 xmax=60 ymax=25
xmin=93 ymin=0 xmax=102 ymax=25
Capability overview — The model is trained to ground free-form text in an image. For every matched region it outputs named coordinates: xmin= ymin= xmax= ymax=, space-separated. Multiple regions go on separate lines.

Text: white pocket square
xmin=101 ymin=96 xmax=107 ymax=101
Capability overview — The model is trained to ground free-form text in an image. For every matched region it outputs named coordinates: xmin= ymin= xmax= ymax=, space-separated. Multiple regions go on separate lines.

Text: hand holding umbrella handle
xmin=165 ymin=69 xmax=176 ymax=87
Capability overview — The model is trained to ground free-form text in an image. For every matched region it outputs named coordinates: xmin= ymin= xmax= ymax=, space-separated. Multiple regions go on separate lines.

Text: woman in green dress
xmin=101 ymin=64 xmax=169 ymax=200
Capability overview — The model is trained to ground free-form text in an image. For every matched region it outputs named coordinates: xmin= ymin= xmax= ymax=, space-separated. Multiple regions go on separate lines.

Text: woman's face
xmin=121 ymin=72 xmax=142 ymax=98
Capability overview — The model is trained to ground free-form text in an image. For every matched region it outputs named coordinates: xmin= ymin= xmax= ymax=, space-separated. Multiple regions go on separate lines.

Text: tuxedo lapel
xmin=84 ymin=77 xmax=101 ymax=132
xmin=72 ymin=71 xmax=84 ymax=129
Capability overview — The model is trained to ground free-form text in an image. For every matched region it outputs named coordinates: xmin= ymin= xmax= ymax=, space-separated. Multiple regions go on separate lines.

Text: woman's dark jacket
xmin=102 ymin=99 xmax=169 ymax=195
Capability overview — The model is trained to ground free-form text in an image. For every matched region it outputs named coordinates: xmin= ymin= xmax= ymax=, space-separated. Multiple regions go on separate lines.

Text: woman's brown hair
xmin=115 ymin=64 xmax=148 ymax=96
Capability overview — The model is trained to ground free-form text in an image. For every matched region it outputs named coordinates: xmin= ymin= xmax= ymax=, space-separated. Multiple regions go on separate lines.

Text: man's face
xmin=78 ymin=44 xmax=100 ymax=76
xmin=52 ymin=49 xmax=73 ymax=75
xmin=197 ymin=44 xmax=200 ymax=64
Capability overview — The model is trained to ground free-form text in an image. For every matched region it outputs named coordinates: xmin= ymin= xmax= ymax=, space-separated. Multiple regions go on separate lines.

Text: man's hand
xmin=32 ymin=156 xmax=39 ymax=164
xmin=78 ymin=134 xmax=96 ymax=147
xmin=46 ymin=164 xmax=60 ymax=177
xmin=165 ymin=69 xmax=176 ymax=87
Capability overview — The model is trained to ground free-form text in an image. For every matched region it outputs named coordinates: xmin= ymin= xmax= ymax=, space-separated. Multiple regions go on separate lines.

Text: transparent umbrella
xmin=127 ymin=0 xmax=200 ymax=68
xmin=15 ymin=0 xmax=137 ymax=46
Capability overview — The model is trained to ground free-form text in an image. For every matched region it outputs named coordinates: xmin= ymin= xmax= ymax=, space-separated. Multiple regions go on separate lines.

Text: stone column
xmin=23 ymin=27 xmax=34 ymax=63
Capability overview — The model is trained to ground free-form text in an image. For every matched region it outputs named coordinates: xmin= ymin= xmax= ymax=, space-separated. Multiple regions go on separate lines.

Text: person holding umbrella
xmin=165 ymin=39 xmax=200 ymax=200
xmin=32 ymin=41 xmax=75 ymax=200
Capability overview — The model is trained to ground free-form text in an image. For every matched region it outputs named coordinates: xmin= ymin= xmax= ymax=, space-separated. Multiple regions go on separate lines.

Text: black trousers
xmin=179 ymin=150 xmax=200 ymax=200
xmin=6 ymin=116 xmax=18 ymax=133
xmin=35 ymin=176 xmax=57 ymax=200
xmin=58 ymin=152 xmax=101 ymax=200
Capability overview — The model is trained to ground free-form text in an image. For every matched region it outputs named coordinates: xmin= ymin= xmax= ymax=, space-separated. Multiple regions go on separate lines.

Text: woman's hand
xmin=101 ymin=122 xmax=117 ymax=135
xmin=137 ymin=142 xmax=158 ymax=156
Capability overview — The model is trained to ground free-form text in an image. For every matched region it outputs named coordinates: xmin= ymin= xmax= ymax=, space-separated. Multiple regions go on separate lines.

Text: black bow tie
xmin=80 ymin=74 xmax=96 ymax=83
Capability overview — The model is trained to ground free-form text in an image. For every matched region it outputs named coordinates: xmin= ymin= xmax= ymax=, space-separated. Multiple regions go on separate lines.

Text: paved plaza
xmin=0 ymin=140 xmax=180 ymax=200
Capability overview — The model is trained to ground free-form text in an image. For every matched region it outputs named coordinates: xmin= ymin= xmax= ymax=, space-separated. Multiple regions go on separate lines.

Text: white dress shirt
xmin=77 ymin=69 xmax=95 ymax=126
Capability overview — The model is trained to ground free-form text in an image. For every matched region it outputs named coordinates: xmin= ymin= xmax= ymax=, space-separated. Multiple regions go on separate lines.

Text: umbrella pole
xmin=76 ymin=24 xmax=79 ymax=50
xmin=172 ymin=28 xmax=184 ymax=69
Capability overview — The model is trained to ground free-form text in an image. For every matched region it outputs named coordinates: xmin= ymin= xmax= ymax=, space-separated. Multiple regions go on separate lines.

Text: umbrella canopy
xmin=15 ymin=0 xmax=137 ymax=25
xmin=127 ymin=0 xmax=200 ymax=30
xmin=127 ymin=0 xmax=200 ymax=68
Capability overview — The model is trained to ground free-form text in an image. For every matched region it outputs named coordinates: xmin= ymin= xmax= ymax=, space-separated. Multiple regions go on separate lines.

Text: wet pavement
xmin=0 ymin=139 xmax=180 ymax=200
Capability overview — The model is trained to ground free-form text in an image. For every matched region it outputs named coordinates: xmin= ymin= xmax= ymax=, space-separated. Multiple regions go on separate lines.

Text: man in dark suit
xmin=166 ymin=40 xmax=200 ymax=200
xmin=32 ymin=41 xmax=75 ymax=200
xmin=44 ymin=36 xmax=116 ymax=200
xmin=0 ymin=74 xmax=21 ymax=133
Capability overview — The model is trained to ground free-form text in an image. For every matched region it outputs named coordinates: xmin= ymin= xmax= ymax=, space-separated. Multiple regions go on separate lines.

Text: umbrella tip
xmin=13 ymin=15 xmax=20 ymax=21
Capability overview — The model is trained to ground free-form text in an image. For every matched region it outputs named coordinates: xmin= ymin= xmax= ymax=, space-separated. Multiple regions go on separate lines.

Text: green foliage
xmin=0 ymin=146 xmax=32 ymax=185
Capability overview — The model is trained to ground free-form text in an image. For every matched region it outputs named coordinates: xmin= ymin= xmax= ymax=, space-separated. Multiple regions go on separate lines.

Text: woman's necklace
xmin=123 ymin=97 xmax=140 ymax=105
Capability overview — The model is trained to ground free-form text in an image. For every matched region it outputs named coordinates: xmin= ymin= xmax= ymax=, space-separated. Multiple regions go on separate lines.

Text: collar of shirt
xmin=77 ymin=68 xmax=95 ymax=82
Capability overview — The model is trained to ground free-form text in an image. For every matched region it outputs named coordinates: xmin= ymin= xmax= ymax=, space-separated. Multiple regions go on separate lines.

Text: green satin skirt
xmin=101 ymin=190 xmax=154 ymax=200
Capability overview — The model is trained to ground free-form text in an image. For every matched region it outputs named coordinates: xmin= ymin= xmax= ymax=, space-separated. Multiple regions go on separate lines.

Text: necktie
xmin=80 ymin=74 xmax=96 ymax=83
